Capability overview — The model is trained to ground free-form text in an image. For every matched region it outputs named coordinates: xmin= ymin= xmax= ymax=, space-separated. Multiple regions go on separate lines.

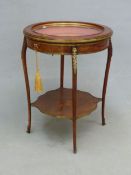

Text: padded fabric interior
xmin=35 ymin=26 xmax=101 ymax=37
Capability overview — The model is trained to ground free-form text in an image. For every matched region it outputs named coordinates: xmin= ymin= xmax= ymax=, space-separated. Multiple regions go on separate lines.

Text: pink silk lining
xmin=35 ymin=26 xmax=101 ymax=37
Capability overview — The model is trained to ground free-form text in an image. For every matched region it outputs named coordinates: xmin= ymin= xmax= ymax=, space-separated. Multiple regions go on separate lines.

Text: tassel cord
xmin=35 ymin=51 xmax=39 ymax=72
xmin=34 ymin=51 xmax=43 ymax=93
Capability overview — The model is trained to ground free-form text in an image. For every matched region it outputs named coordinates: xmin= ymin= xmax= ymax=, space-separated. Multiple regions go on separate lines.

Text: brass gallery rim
xmin=24 ymin=21 xmax=113 ymax=44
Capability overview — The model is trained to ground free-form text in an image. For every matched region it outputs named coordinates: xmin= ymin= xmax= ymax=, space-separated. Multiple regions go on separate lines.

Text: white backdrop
xmin=0 ymin=0 xmax=131 ymax=175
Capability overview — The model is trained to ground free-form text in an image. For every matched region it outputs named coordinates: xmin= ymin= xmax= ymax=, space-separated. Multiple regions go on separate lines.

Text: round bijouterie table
xmin=21 ymin=21 xmax=113 ymax=153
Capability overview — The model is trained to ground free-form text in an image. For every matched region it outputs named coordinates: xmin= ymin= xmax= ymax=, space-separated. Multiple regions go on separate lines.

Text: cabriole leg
xmin=102 ymin=39 xmax=112 ymax=125
xmin=21 ymin=37 xmax=31 ymax=133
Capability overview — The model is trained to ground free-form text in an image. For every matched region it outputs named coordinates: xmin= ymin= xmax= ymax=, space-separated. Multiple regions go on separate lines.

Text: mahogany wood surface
xmin=26 ymin=38 xmax=109 ymax=55
xmin=72 ymin=51 xmax=77 ymax=153
xmin=31 ymin=88 xmax=101 ymax=119
xmin=102 ymin=39 xmax=112 ymax=125
xmin=24 ymin=21 xmax=112 ymax=55
xmin=21 ymin=37 xmax=31 ymax=133
xmin=24 ymin=21 xmax=112 ymax=44
xmin=60 ymin=55 xmax=64 ymax=88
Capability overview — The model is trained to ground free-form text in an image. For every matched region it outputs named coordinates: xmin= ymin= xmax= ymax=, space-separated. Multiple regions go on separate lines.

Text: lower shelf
xmin=31 ymin=88 xmax=101 ymax=120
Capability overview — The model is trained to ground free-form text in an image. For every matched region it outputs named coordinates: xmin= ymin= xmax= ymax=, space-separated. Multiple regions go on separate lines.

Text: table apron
xmin=26 ymin=37 xmax=109 ymax=55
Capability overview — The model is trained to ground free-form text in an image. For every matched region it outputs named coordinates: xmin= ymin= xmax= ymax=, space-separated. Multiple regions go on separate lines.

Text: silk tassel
xmin=34 ymin=51 xmax=43 ymax=93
